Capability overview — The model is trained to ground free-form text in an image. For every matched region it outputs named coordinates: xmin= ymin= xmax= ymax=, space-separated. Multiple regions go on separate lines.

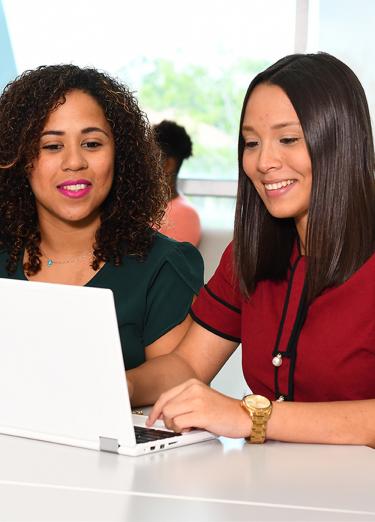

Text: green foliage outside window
xmin=119 ymin=57 xmax=269 ymax=179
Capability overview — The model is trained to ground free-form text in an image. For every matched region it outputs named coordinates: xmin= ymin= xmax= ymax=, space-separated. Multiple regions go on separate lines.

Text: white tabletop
xmin=0 ymin=434 xmax=374 ymax=521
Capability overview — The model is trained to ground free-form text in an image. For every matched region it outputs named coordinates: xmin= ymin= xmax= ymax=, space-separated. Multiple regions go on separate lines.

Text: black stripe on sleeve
xmin=189 ymin=309 xmax=241 ymax=344
xmin=204 ymin=284 xmax=241 ymax=314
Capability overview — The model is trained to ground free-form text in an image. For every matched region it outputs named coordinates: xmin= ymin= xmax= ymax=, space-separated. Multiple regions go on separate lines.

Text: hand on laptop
xmin=146 ymin=378 xmax=251 ymax=438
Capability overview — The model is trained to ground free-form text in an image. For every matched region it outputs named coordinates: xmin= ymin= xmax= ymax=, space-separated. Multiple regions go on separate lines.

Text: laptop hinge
xmin=99 ymin=436 xmax=119 ymax=453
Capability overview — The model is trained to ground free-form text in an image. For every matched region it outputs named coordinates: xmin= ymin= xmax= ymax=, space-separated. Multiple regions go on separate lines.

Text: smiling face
xmin=242 ymin=83 xmax=312 ymax=243
xmin=29 ymin=89 xmax=115 ymax=228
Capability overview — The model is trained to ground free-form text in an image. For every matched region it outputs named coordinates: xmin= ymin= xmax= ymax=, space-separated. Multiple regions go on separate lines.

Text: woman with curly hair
xmin=0 ymin=64 xmax=203 ymax=370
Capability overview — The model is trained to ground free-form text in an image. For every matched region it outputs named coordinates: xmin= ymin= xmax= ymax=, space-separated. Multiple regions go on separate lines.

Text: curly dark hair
xmin=0 ymin=64 xmax=168 ymax=275
xmin=153 ymin=120 xmax=193 ymax=174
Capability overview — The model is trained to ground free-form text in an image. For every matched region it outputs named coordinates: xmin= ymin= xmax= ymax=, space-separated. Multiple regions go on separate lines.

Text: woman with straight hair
xmin=127 ymin=52 xmax=375 ymax=446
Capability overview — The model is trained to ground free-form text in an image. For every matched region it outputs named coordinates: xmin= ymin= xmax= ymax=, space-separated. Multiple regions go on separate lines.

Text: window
xmin=0 ymin=0 xmax=322 ymax=228
xmin=1 ymin=0 xmax=297 ymax=182
xmin=317 ymin=0 xmax=375 ymax=122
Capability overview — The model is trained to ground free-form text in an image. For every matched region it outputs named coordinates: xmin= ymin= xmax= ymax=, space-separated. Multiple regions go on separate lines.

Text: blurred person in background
xmin=154 ymin=120 xmax=201 ymax=246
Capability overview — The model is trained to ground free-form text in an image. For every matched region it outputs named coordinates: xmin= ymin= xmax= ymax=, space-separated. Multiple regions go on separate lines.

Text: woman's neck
xmin=38 ymin=216 xmax=99 ymax=256
xmin=167 ymin=177 xmax=179 ymax=201
xmin=169 ymin=189 xmax=179 ymax=200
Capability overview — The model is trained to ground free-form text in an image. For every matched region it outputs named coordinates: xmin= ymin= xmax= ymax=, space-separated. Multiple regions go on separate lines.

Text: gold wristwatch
xmin=240 ymin=394 xmax=273 ymax=444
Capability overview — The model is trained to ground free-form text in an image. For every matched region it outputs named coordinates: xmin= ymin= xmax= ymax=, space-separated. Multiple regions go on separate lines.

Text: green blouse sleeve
xmin=143 ymin=242 xmax=204 ymax=346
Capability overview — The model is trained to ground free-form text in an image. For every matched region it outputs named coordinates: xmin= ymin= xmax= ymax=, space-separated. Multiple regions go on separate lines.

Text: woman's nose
xmin=61 ymin=146 xmax=88 ymax=172
xmin=257 ymin=143 xmax=282 ymax=173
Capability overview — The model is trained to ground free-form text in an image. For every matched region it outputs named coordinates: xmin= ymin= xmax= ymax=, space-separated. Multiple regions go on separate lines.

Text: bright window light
xmin=3 ymin=0 xmax=297 ymax=181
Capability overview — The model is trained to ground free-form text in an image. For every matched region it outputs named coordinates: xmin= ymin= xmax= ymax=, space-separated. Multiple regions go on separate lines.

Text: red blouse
xmin=191 ymin=243 xmax=375 ymax=402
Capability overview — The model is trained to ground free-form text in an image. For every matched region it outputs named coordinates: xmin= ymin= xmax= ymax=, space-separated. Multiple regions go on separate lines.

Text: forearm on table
xmin=267 ymin=399 xmax=375 ymax=447
xmin=127 ymin=352 xmax=197 ymax=407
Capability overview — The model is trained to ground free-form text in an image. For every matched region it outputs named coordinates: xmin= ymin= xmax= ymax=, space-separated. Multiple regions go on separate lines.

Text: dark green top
xmin=0 ymin=233 xmax=204 ymax=370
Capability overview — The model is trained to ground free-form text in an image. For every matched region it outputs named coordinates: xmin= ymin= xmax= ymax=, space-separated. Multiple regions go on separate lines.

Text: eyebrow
xmin=242 ymin=121 xmax=301 ymax=132
xmin=40 ymin=127 xmax=110 ymax=138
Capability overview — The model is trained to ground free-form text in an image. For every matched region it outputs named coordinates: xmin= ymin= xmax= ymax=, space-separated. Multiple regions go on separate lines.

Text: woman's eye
xmin=280 ymin=137 xmax=299 ymax=145
xmin=83 ymin=141 xmax=101 ymax=149
xmin=41 ymin=143 xmax=62 ymax=151
xmin=245 ymin=140 xmax=258 ymax=149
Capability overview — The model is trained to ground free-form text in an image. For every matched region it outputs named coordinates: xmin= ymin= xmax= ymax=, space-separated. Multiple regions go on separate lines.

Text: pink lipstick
xmin=57 ymin=179 xmax=92 ymax=199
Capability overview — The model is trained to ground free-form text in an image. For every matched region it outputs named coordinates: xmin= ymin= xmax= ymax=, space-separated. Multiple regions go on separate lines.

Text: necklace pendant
xmin=47 ymin=259 xmax=53 ymax=267
xmin=272 ymin=353 xmax=283 ymax=367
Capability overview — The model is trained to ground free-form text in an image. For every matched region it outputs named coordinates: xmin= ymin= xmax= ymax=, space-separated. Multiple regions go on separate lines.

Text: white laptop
xmin=0 ymin=278 xmax=215 ymax=456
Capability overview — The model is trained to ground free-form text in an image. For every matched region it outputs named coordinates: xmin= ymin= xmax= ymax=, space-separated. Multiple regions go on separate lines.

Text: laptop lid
xmin=0 ymin=278 xmax=137 ymax=450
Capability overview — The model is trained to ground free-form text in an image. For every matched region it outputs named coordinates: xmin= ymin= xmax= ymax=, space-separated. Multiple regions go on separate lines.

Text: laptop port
xmin=150 ymin=446 xmax=155 ymax=450
xmin=160 ymin=444 xmax=165 ymax=449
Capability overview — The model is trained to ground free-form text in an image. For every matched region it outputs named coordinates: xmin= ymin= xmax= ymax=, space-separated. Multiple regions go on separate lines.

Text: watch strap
xmin=241 ymin=397 xmax=273 ymax=444
xmin=247 ymin=409 xmax=270 ymax=443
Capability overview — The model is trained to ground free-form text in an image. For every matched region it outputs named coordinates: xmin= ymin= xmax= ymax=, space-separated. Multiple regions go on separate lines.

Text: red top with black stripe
xmin=191 ymin=242 xmax=375 ymax=402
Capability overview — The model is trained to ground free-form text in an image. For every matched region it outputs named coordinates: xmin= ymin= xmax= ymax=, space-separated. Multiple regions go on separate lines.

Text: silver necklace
xmin=40 ymin=250 xmax=93 ymax=267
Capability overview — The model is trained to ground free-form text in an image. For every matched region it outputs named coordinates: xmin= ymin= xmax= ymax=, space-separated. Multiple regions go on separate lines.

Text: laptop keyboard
xmin=134 ymin=425 xmax=182 ymax=444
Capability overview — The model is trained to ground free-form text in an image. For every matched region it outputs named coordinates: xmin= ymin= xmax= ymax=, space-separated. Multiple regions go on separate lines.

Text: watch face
xmin=244 ymin=394 xmax=271 ymax=409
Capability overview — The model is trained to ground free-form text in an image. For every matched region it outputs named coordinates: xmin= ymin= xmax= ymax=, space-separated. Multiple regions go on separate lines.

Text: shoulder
xmin=216 ymin=242 xmax=235 ymax=276
xmin=110 ymin=233 xmax=203 ymax=292
xmin=146 ymin=233 xmax=204 ymax=288
xmin=348 ymin=250 xmax=375 ymax=282
xmin=144 ymin=232 xmax=202 ymax=264
xmin=205 ymin=241 xmax=239 ymax=296
xmin=170 ymin=196 xmax=200 ymax=219
xmin=170 ymin=195 xmax=195 ymax=209
xmin=349 ymin=250 xmax=375 ymax=290
xmin=159 ymin=198 xmax=201 ymax=245
xmin=365 ymin=251 xmax=375 ymax=270
xmin=147 ymin=234 xmax=204 ymax=293
xmin=90 ymin=234 xmax=204 ymax=301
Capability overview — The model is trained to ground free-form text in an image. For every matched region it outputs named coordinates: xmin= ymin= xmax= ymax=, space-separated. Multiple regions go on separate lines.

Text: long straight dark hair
xmin=234 ymin=53 xmax=375 ymax=302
